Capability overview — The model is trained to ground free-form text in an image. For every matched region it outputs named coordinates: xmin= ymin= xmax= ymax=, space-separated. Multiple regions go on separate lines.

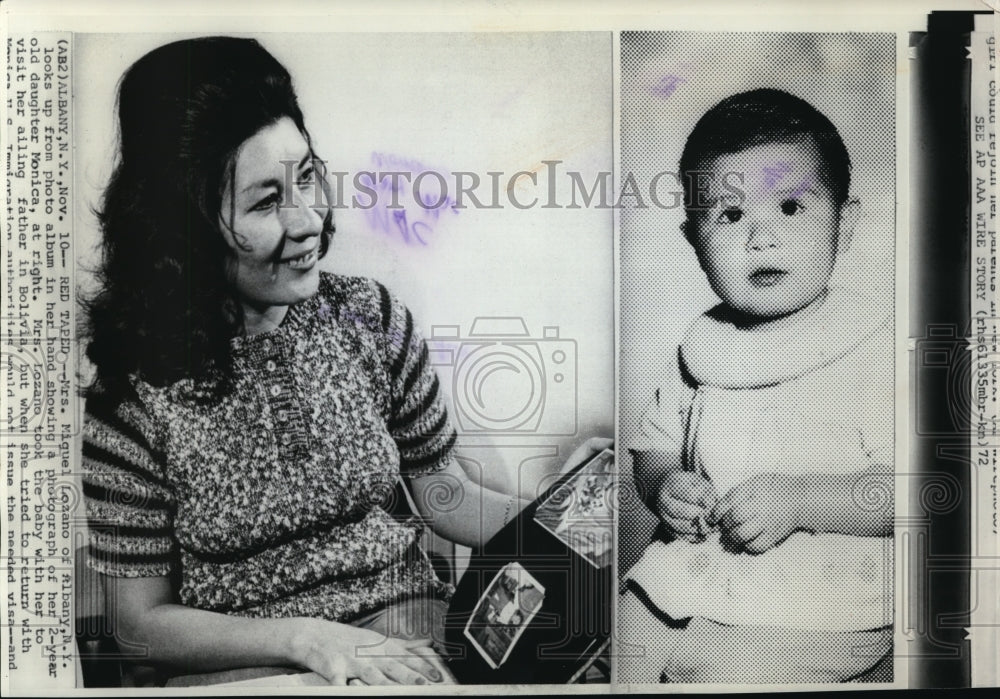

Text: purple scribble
xmin=762 ymin=162 xmax=792 ymax=190
xmin=651 ymin=75 xmax=687 ymax=99
xmin=363 ymin=152 xmax=459 ymax=246
xmin=366 ymin=204 xmax=439 ymax=246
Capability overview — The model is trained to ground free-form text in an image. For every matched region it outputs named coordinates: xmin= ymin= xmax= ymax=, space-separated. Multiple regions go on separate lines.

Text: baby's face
xmin=687 ymin=140 xmax=853 ymax=322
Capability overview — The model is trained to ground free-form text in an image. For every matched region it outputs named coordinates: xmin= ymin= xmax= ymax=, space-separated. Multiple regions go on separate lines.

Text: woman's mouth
xmin=283 ymin=248 xmax=318 ymax=271
xmin=748 ymin=269 xmax=787 ymax=287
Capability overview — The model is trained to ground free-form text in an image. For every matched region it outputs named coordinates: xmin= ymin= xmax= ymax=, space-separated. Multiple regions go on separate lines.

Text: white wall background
xmin=73 ymin=32 xmax=614 ymax=502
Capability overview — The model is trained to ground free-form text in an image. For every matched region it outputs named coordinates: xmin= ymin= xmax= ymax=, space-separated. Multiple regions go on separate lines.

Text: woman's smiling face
xmin=219 ymin=116 xmax=330 ymax=312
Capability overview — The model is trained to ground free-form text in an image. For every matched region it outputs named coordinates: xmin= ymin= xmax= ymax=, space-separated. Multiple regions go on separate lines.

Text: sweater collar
xmin=679 ymin=288 xmax=890 ymax=389
xmin=228 ymin=291 xmax=317 ymax=357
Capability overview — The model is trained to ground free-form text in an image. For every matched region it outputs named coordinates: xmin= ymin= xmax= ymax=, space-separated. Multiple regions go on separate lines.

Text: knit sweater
xmin=82 ymin=273 xmax=456 ymax=622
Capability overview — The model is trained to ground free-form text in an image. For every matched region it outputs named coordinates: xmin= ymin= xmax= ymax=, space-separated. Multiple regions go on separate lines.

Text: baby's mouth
xmin=747 ymin=268 xmax=788 ymax=287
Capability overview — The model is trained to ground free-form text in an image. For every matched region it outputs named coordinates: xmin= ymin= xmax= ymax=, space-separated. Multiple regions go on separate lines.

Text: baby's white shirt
xmin=627 ymin=290 xmax=894 ymax=631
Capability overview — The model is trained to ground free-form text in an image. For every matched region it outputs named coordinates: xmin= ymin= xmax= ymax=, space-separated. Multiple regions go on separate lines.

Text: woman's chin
xmin=279 ymin=266 xmax=321 ymax=301
xmin=247 ymin=270 xmax=321 ymax=308
xmin=289 ymin=271 xmax=321 ymax=303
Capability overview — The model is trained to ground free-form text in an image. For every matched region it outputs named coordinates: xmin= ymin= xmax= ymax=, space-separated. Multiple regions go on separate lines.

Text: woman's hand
xmin=290 ymin=618 xmax=446 ymax=686
xmin=708 ymin=473 xmax=805 ymax=554
xmin=559 ymin=436 xmax=614 ymax=475
xmin=655 ymin=470 xmax=718 ymax=542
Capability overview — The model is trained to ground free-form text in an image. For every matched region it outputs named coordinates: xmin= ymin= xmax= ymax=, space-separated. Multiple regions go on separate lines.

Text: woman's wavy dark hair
xmin=83 ymin=36 xmax=334 ymax=399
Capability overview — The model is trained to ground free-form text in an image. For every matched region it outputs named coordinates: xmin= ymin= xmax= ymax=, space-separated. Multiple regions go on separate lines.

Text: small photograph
xmin=533 ymin=448 xmax=616 ymax=568
xmin=464 ymin=562 xmax=546 ymax=669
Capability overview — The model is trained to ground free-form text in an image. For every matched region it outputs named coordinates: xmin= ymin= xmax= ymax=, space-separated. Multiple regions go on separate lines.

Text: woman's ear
xmin=837 ymin=197 xmax=860 ymax=253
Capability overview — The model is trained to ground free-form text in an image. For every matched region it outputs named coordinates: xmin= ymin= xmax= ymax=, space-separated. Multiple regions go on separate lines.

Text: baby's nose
xmin=745 ymin=220 xmax=779 ymax=251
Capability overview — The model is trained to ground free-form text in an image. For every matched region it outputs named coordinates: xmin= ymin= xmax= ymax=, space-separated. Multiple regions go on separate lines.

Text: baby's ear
xmin=837 ymin=198 xmax=860 ymax=253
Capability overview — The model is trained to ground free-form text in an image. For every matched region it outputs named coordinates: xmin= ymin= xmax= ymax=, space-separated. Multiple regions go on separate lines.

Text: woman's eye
xmin=717 ymin=207 xmax=743 ymax=224
xmin=780 ymin=199 xmax=804 ymax=216
xmin=251 ymin=193 xmax=281 ymax=212
xmin=297 ymin=167 xmax=316 ymax=186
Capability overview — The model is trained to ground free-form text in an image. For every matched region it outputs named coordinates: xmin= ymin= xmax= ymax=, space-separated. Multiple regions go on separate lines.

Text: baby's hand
xmin=656 ymin=470 xmax=718 ymax=542
xmin=708 ymin=473 xmax=805 ymax=554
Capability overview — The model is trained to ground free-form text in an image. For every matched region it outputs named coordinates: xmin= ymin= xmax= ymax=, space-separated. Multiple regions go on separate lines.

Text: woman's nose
xmin=745 ymin=218 xmax=779 ymax=252
xmin=283 ymin=186 xmax=325 ymax=239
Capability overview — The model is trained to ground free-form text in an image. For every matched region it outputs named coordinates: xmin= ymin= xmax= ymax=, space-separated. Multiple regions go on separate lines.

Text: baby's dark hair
xmin=679 ymin=88 xmax=852 ymax=213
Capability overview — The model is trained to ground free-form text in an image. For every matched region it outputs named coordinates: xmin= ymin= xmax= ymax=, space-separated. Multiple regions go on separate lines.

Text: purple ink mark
xmin=652 ymin=75 xmax=687 ymax=99
xmin=363 ymin=151 xmax=460 ymax=246
xmin=367 ymin=202 xmax=443 ymax=246
xmin=322 ymin=305 xmax=411 ymax=349
xmin=789 ymin=173 xmax=815 ymax=199
xmin=762 ymin=162 xmax=792 ymax=190
xmin=318 ymin=300 xmax=333 ymax=321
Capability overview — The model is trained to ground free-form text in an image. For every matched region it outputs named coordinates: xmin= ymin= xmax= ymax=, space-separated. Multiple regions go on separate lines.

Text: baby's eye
xmin=717 ymin=207 xmax=743 ymax=224
xmin=780 ymin=199 xmax=804 ymax=216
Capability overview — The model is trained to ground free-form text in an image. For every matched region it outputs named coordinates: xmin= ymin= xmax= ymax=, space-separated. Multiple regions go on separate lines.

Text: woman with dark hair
xmin=81 ymin=36 xmax=604 ymax=686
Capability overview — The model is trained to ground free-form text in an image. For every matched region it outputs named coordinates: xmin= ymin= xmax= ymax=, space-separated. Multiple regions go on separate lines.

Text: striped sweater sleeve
xmin=375 ymin=282 xmax=458 ymax=477
xmin=82 ymin=388 xmax=177 ymax=577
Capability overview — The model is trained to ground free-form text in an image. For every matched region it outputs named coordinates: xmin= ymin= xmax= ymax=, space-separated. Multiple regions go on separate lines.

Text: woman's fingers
xmin=323 ymin=655 xmax=348 ymax=686
xmin=364 ymin=654 xmax=445 ymax=685
xmin=401 ymin=637 xmax=434 ymax=650
xmin=304 ymin=622 xmax=447 ymax=686
xmin=358 ymin=665 xmax=392 ymax=686
xmin=560 ymin=436 xmax=613 ymax=474
xmin=372 ymin=638 xmax=444 ymax=684
xmin=581 ymin=436 xmax=614 ymax=451
xmin=399 ymin=653 xmax=444 ymax=683
xmin=378 ymin=659 xmax=429 ymax=685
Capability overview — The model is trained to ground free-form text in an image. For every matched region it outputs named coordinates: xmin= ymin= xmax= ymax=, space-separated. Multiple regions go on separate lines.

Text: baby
xmin=619 ymin=89 xmax=894 ymax=684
